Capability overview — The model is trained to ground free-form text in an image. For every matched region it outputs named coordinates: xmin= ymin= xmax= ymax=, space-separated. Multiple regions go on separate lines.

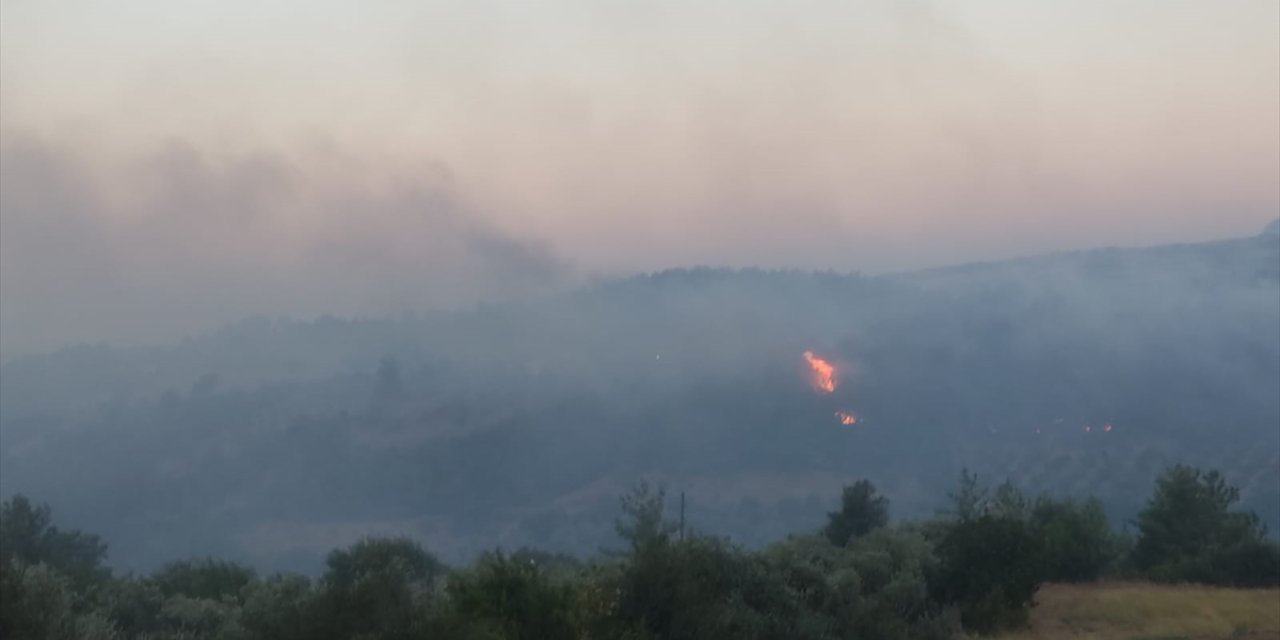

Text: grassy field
xmin=992 ymin=582 xmax=1280 ymax=640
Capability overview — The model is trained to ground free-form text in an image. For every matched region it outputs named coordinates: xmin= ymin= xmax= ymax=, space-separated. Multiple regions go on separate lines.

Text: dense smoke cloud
xmin=1 ymin=0 xmax=1276 ymax=353
xmin=0 ymin=135 xmax=568 ymax=355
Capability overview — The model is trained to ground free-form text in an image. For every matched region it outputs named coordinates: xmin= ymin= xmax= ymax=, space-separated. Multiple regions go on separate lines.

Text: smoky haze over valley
xmin=0 ymin=132 xmax=1274 ymax=356
xmin=2 ymin=1 xmax=1278 ymax=356
xmin=0 ymin=221 xmax=1276 ymax=571
xmin=0 ymin=0 xmax=1278 ymax=583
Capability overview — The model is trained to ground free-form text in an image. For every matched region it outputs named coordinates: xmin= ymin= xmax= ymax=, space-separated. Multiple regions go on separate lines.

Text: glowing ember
xmin=803 ymin=351 xmax=837 ymax=394
xmin=835 ymin=410 xmax=858 ymax=426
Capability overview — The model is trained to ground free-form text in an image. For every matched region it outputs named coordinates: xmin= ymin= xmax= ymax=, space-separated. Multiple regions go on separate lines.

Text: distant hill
xmin=2 ymin=229 xmax=1277 ymax=572
xmin=902 ymin=222 xmax=1279 ymax=289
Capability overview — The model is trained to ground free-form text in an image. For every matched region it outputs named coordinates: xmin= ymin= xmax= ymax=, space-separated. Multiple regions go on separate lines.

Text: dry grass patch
xmin=992 ymin=582 xmax=1280 ymax=640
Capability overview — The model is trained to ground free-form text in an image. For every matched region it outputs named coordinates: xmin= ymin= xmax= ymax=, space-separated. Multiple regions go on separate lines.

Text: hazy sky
xmin=2 ymin=0 xmax=1278 ymax=354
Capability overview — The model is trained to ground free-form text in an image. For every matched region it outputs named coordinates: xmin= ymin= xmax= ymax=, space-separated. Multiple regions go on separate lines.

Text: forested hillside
xmin=1 ymin=227 xmax=1276 ymax=572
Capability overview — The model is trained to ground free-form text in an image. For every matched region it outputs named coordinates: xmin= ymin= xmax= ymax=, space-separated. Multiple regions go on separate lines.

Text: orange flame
xmin=835 ymin=410 xmax=858 ymax=426
xmin=803 ymin=351 xmax=836 ymax=394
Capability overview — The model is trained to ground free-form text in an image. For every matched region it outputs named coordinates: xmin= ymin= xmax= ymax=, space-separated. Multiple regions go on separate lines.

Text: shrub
xmin=152 ymin=559 xmax=256 ymax=604
xmin=823 ymin=480 xmax=890 ymax=547
xmin=932 ymin=515 xmax=1042 ymax=634
xmin=1029 ymin=496 xmax=1119 ymax=582
xmin=316 ymin=537 xmax=446 ymax=640
xmin=442 ymin=550 xmax=581 ymax=640
xmin=1132 ymin=465 xmax=1279 ymax=586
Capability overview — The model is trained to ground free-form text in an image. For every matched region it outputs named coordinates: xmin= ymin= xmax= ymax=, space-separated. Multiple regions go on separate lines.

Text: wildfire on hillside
xmin=802 ymin=351 xmax=836 ymax=394
xmin=802 ymin=351 xmax=862 ymax=427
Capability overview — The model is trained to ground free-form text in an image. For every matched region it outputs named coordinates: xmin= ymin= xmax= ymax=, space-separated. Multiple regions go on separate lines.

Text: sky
xmin=1 ymin=0 xmax=1278 ymax=354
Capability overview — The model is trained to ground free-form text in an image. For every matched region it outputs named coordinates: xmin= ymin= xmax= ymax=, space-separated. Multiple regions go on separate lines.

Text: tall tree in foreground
xmin=0 ymin=496 xmax=115 ymax=639
xmin=0 ymin=495 xmax=109 ymax=591
xmin=1030 ymin=496 xmax=1118 ymax=582
xmin=1132 ymin=465 xmax=1280 ymax=586
xmin=318 ymin=537 xmax=446 ymax=640
xmin=615 ymin=480 xmax=675 ymax=552
xmin=933 ymin=514 xmax=1042 ymax=634
xmin=824 ymin=480 xmax=889 ymax=547
xmin=443 ymin=550 xmax=580 ymax=640
xmin=929 ymin=471 xmax=1043 ymax=634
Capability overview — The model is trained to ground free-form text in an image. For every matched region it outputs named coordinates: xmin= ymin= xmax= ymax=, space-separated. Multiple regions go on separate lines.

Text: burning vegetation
xmin=803 ymin=351 xmax=861 ymax=426
xmin=803 ymin=351 xmax=837 ymax=394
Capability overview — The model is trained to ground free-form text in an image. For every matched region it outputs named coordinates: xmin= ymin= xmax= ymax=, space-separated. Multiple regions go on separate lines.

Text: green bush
xmin=0 ymin=561 xmax=118 ymax=640
xmin=760 ymin=530 xmax=954 ymax=640
xmin=315 ymin=537 xmax=446 ymax=640
xmin=1132 ymin=465 xmax=1279 ymax=586
xmin=932 ymin=514 xmax=1042 ymax=634
xmin=238 ymin=574 xmax=317 ymax=640
xmin=152 ymin=559 xmax=257 ymax=604
xmin=7 ymin=466 xmax=1277 ymax=640
xmin=97 ymin=575 xmax=165 ymax=636
xmin=441 ymin=550 xmax=581 ymax=640
xmin=823 ymin=480 xmax=890 ymax=547
xmin=1029 ymin=496 xmax=1119 ymax=582
xmin=0 ymin=495 xmax=110 ymax=592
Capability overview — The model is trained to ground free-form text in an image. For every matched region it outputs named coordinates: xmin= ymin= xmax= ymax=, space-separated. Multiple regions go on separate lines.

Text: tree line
xmin=2 ymin=464 xmax=1277 ymax=640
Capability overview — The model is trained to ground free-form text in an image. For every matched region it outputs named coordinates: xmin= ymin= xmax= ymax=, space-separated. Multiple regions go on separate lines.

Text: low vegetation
xmin=2 ymin=465 xmax=1277 ymax=639
xmin=994 ymin=582 xmax=1280 ymax=640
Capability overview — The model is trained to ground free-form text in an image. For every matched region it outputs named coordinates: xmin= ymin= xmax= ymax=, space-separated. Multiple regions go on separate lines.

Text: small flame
xmin=803 ymin=351 xmax=837 ymax=394
xmin=835 ymin=410 xmax=858 ymax=426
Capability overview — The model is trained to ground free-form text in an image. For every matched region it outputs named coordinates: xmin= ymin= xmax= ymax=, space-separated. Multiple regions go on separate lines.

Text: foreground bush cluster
xmin=2 ymin=465 xmax=1277 ymax=639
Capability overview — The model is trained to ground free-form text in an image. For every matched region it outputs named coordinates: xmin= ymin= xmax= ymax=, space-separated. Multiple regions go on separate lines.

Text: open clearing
xmin=993 ymin=582 xmax=1280 ymax=640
